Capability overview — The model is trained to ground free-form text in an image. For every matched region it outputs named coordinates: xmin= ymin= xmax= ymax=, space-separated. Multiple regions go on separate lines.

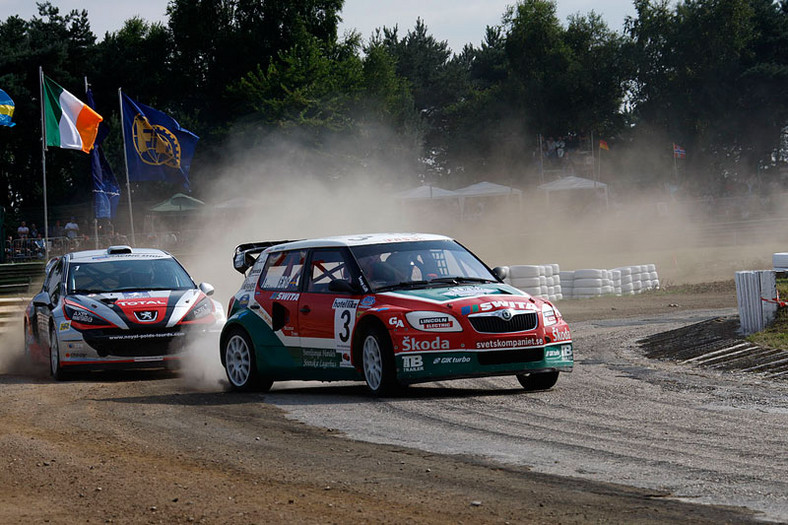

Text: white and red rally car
xmin=24 ymin=246 xmax=224 ymax=379
xmin=221 ymin=233 xmax=573 ymax=395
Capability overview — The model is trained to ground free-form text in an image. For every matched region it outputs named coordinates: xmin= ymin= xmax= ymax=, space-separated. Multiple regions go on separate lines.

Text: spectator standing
xmin=50 ymin=219 xmax=64 ymax=238
xmin=17 ymin=221 xmax=29 ymax=239
xmin=64 ymin=217 xmax=79 ymax=239
xmin=29 ymin=223 xmax=39 ymax=238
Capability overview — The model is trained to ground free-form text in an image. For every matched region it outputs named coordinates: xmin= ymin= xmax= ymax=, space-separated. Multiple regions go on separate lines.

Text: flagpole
xmin=39 ymin=66 xmax=49 ymax=261
xmin=84 ymin=76 xmax=99 ymax=249
xmin=118 ymin=88 xmax=136 ymax=246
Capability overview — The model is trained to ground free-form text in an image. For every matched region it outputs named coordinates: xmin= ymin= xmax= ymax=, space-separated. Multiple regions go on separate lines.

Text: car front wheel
xmin=516 ymin=371 xmax=559 ymax=391
xmin=223 ymin=329 xmax=272 ymax=392
xmin=361 ymin=326 xmax=400 ymax=396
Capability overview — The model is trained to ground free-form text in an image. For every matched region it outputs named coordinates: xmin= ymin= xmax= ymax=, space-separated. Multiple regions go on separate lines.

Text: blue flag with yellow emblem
xmin=121 ymin=93 xmax=198 ymax=190
xmin=0 ymin=88 xmax=16 ymax=127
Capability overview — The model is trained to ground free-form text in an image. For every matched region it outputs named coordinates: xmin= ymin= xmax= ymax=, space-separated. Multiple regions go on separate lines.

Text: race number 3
xmin=333 ymin=298 xmax=360 ymax=353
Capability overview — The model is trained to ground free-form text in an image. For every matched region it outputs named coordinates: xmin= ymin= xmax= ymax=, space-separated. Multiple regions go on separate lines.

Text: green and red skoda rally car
xmin=221 ymin=233 xmax=573 ymax=395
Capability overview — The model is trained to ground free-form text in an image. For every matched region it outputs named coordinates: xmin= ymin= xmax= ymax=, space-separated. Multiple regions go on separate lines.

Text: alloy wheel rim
xmin=226 ymin=335 xmax=251 ymax=386
xmin=363 ymin=336 xmax=383 ymax=390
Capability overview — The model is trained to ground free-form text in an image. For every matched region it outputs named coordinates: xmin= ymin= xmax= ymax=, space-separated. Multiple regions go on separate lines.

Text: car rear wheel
xmin=49 ymin=324 xmax=66 ymax=381
xmin=361 ymin=326 xmax=400 ymax=396
xmin=516 ymin=371 xmax=559 ymax=391
xmin=223 ymin=329 xmax=272 ymax=392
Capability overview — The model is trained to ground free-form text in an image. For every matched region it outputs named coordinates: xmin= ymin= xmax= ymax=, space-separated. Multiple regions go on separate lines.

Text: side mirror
xmin=199 ymin=282 xmax=215 ymax=296
xmin=328 ymin=279 xmax=359 ymax=294
xmin=33 ymin=291 xmax=51 ymax=307
xmin=492 ymin=266 xmax=509 ymax=282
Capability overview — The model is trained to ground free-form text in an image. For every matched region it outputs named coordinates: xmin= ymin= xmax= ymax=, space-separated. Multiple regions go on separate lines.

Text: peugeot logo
xmin=134 ymin=310 xmax=158 ymax=322
xmin=500 ymin=309 xmax=514 ymax=321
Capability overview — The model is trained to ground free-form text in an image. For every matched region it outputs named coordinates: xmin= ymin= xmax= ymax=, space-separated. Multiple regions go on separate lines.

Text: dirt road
xmin=0 ymin=284 xmax=782 ymax=524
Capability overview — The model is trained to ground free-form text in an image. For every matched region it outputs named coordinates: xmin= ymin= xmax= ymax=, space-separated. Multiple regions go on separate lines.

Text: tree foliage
xmin=2 ymin=0 xmax=788 ymax=229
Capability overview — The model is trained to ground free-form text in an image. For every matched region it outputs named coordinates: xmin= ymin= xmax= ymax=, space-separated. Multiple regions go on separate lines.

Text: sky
xmin=2 ymin=0 xmax=636 ymax=53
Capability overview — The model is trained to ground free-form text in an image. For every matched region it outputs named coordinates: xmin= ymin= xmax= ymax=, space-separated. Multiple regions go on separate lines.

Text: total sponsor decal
xmin=476 ymin=337 xmax=543 ymax=349
xmin=115 ymin=298 xmax=167 ymax=307
xmin=551 ymin=326 xmax=571 ymax=342
xmin=401 ymin=336 xmax=450 ymax=351
xmin=461 ymin=300 xmax=537 ymax=315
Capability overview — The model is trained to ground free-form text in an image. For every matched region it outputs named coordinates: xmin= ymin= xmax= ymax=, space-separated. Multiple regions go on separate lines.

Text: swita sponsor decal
xmin=461 ymin=300 xmax=537 ymax=315
xmin=271 ymin=292 xmax=299 ymax=301
xmin=401 ymin=336 xmax=450 ymax=351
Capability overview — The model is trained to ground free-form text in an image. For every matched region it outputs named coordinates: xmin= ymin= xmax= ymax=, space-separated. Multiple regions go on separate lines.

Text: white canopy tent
xmin=395 ymin=185 xmax=462 ymax=201
xmin=453 ymin=181 xmax=523 ymax=219
xmin=538 ymin=175 xmax=608 ymax=208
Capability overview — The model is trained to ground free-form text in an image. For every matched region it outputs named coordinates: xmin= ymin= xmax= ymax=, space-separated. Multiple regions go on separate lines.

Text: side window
xmin=47 ymin=259 xmax=64 ymax=300
xmin=259 ymin=250 xmax=306 ymax=291
xmin=307 ymin=249 xmax=353 ymax=293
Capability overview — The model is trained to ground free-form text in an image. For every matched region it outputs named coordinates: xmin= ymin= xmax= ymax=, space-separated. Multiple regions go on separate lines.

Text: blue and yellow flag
xmin=121 ymin=93 xmax=198 ymax=190
xmin=0 ymin=88 xmax=16 ymax=127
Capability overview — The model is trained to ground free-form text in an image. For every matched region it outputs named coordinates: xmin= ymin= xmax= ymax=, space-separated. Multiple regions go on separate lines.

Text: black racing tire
xmin=222 ymin=328 xmax=272 ymax=392
xmin=23 ymin=320 xmax=32 ymax=357
xmin=49 ymin=324 xmax=67 ymax=381
xmin=516 ymin=371 xmax=559 ymax=391
xmin=360 ymin=325 xmax=401 ymax=396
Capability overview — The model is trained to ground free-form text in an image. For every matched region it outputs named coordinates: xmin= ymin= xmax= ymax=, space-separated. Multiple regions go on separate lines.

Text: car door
xmin=252 ymin=249 xmax=306 ymax=353
xmin=298 ymin=248 xmax=362 ymax=373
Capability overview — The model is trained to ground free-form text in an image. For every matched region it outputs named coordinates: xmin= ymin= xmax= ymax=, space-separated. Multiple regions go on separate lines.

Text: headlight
xmin=405 ymin=311 xmax=462 ymax=332
xmin=542 ymin=303 xmax=558 ymax=326
xmin=184 ymin=297 xmax=214 ymax=321
xmin=64 ymin=304 xmax=109 ymax=326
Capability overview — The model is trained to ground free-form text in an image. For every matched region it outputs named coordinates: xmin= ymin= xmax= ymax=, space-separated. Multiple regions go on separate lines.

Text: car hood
xmin=377 ymin=283 xmax=544 ymax=308
xmin=66 ymin=289 xmax=212 ymax=329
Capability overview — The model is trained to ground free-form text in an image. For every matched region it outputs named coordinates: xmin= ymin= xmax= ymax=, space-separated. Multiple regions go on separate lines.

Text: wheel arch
xmin=219 ymin=321 xmax=252 ymax=367
xmin=351 ymin=314 xmax=390 ymax=370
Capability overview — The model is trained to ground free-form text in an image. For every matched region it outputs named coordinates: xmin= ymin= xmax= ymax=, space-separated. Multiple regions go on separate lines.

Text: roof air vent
xmin=107 ymin=245 xmax=133 ymax=254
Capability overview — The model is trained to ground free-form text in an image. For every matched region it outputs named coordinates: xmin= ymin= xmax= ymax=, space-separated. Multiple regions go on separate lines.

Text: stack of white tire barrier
xmin=564 ymin=265 xmax=659 ymax=298
xmin=503 ymin=263 xmax=659 ymax=299
xmin=504 ymin=264 xmax=562 ymax=300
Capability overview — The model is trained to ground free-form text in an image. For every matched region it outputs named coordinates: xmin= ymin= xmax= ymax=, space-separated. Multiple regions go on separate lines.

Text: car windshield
xmin=351 ymin=240 xmax=497 ymax=291
xmin=67 ymin=258 xmax=195 ymax=294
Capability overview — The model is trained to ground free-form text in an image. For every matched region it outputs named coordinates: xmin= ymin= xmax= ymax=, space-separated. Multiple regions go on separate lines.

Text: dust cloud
xmin=5 ymin=126 xmax=787 ymax=382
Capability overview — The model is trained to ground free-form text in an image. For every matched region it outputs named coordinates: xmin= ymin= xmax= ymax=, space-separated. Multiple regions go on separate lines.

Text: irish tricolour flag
xmin=43 ymin=75 xmax=102 ymax=153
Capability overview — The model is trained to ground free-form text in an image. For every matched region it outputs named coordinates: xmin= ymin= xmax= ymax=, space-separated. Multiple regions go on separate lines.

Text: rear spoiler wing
xmin=232 ymin=240 xmax=299 ymax=274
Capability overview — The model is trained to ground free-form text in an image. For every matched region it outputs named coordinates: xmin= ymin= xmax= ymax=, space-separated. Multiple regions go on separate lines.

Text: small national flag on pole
xmin=42 ymin=75 xmax=102 ymax=153
xmin=673 ymin=143 xmax=686 ymax=159
xmin=0 ymin=89 xmax=16 ymax=127
xmin=599 ymin=139 xmax=609 ymax=151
